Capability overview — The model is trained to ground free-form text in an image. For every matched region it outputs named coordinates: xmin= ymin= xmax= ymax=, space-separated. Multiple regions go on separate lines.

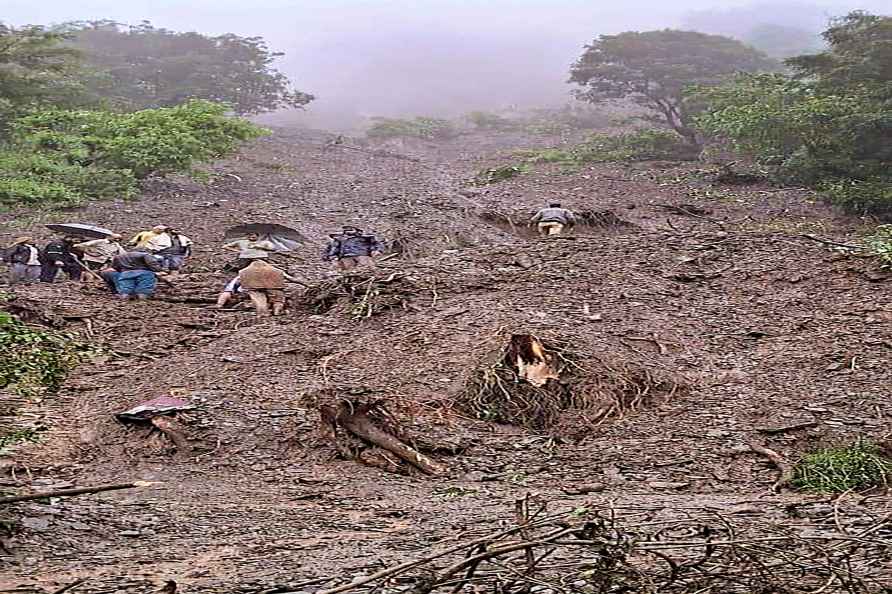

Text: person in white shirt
xmin=223 ymin=233 xmax=276 ymax=271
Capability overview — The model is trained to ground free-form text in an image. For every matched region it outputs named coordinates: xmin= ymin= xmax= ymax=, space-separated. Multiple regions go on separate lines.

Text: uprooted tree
xmin=460 ymin=333 xmax=683 ymax=433
xmin=569 ymin=29 xmax=776 ymax=147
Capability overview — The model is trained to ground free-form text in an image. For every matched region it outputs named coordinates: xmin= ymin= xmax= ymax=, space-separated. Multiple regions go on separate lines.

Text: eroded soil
xmin=0 ymin=128 xmax=889 ymax=593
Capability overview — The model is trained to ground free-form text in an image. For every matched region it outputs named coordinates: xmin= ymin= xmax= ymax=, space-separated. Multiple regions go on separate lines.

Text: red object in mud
xmin=116 ymin=396 xmax=195 ymax=422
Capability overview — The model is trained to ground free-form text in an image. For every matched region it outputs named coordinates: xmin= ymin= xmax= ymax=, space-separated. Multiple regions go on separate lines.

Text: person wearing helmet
xmin=323 ymin=226 xmax=385 ymax=271
xmin=530 ymin=202 xmax=576 ymax=237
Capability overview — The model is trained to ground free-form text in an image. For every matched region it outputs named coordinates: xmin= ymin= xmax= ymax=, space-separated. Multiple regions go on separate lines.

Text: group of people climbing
xmin=2 ymin=204 xmax=574 ymax=315
xmin=2 ymin=226 xmax=193 ymax=298
xmin=1 ymin=223 xmax=391 ymax=316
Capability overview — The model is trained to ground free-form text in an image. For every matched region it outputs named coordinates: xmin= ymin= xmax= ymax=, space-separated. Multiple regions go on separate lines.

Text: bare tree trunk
xmin=339 ymin=410 xmax=447 ymax=476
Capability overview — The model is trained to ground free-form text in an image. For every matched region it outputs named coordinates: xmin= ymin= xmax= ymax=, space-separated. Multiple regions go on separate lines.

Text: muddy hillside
xmin=1 ymin=127 xmax=890 ymax=593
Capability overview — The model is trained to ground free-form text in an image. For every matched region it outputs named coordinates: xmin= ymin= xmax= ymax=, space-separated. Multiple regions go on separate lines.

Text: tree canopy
xmin=786 ymin=11 xmax=892 ymax=97
xmin=68 ymin=21 xmax=314 ymax=115
xmin=695 ymin=12 xmax=892 ymax=217
xmin=0 ymin=24 xmax=85 ymax=131
xmin=569 ymin=29 xmax=775 ymax=145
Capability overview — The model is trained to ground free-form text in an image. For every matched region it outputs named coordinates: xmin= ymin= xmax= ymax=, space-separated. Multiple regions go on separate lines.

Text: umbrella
xmin=116 ymin=396 xmax=196 ymax=423
xmin=225 ymin=223 xmax=304 ymax=253
xmin=45 ymin=223 xmax=115 ymax=239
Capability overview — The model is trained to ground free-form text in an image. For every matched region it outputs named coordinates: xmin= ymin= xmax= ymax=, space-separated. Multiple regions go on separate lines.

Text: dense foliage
xmin=569 ymin=30 xmax=774 ymax=145
xmin=695 ymin=12 xmax=892 ymax=217
xmin=0 ymin=310 xmax=86 ymax=397
xmin=68 ymin=21 xmax=313 ymax=114
xmin=0 ymin=100 xmax=266 ymax=207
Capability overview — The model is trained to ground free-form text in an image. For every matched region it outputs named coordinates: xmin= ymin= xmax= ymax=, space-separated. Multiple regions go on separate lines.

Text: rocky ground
xmin=0 ymin=126 xmax=889 ymax=593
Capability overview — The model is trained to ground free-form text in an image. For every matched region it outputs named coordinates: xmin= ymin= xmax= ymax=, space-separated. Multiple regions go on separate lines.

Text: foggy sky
xmin=5 ymin=1 xmax=889 ymax=129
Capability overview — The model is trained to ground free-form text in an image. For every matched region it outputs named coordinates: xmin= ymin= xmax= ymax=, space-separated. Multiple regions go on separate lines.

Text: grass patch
xmin=473 ymin=164 xmax=526 ymax=186
xmin=0 ymin=310 xmax=88 ymax=397
xmin=865 ymin=224 xmax=892 ymax=267
xmin=366 ymin=116 xmax=456 ymax=140
xmin=0 ymin=426 xmax=44 ymax=453
xmin=793 ymin=440 xmax=891 ymax=493
xmin=521 ymin=129 xmax=698 ymax=167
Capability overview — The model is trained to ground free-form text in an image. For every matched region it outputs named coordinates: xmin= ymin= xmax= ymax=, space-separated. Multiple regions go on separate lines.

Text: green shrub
xmin=474 ymin=164 xmax=527 ymax=186
xmin=866 ymin=224 xmax=892 ymax=267
xmin=0 ymin=100 xmax=265 ymax=207
xmin=693 ymin=13 xmax=892 ymax=217
xmin=15 ymin=100 xmax=267 ymax=179
xmin=524 ymin=129 xmax=695 ymax=166
xmin=0 ymin=150 xmax=137 ymax=206
xmin=366 ymin=116 xmax=456 ymax=140
xmin=793 ymin=440 xmax=891 ymax=493
xmin=0 ymin=177 xmax=82 ymax=206
xmin=819 ymin=178 xmax=892 ymax=218
xmin=0 ymin=311 xmax=87 ymax=397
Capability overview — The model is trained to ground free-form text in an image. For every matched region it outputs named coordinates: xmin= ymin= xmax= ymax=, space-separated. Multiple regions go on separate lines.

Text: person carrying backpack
xmin=3 ymin=237 xmax=41 ymax=284
xmin=39 ymin=237 xmax=82 ymax=282
xmin=323 ymin=226 xmax=385 ymax=271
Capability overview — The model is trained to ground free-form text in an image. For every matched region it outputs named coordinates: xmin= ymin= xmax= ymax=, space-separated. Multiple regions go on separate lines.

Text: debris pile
xmin=460 ymin=333 xmax=684 ymax=432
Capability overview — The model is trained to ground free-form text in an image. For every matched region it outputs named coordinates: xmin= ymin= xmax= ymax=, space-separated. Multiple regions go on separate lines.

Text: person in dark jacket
xmin=323 ymin=226 xmax=384 ymax=271
xmin=100 ymin=250 xmax=165 ymax=300
xmin=530 ymin=203 xmax=577 ymax=237
xmin=3 ymin=237 xmax=42 ymax=284
xmin=156 ymin=229 xmax=193 ymax=273
xmin=39 ymin=237 xmax=82 ymax=282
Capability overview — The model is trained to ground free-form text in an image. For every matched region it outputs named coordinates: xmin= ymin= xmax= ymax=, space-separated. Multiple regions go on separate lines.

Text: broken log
xmin=338 ymin=409 xmax=447 ymax=475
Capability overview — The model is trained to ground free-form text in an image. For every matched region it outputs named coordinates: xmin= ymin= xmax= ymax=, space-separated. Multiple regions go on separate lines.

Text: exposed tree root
xmin=460 ymin=333 xmax=684 ymax=432
xmin=314 ymin=394 xmax=447 ymax=475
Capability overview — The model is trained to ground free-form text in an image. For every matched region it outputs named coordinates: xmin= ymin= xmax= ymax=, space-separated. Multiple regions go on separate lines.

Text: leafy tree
xmin=569 ymin=30 xmax=775 ymax=145
xmin=0 ymin=23 xmax=86 ymax=132
xmin=787 ymin=11 xmax=892 ymax=98
xmin=0 ymin=100 xmax=267 ymax=207
xmin=695 ymin=12 xmax=892 ymax=217
xmin=69 ymin=21 xmax=313 ymax=115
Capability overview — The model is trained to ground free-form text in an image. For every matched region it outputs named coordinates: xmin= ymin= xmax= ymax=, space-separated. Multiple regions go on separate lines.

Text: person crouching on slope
xmin=101 ymin=250 xmax=165 ymax=300
xmin=74 ymin=234 xmax=125 ymax=274
xmin=237 ymin=260 xmax=301 ymax=316
xmin=530 ymin=203 xmax=576 ymax=237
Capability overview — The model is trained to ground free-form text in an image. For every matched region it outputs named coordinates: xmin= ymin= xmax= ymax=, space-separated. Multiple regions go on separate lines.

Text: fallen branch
xmin=748 ymin=442 xmax=795 ymax=492
xmin=756 ymin=421 xmax=819 ymax=435
xmin=51 ymin=578 xmax=87 ymax=594
xmin=0 ymin=482 xmax=153 ymax=505
xmin=314 ymin=518 xmax=564 ymax=594
xmin=800 ymin=234 xmax=865 ymax=251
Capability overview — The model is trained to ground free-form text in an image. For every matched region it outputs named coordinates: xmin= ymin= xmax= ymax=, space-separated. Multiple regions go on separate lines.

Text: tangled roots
xmin=459 ymin=334 xmax=684 ymax=432
xmin=300 ymin=272 xmax=428 ymax=319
